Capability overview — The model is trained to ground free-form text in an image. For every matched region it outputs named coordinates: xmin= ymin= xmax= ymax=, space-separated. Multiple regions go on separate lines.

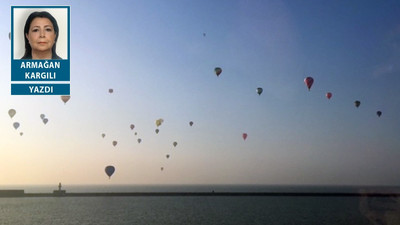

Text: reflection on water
xmin=359 ymin=189 xmax=400 ymax=225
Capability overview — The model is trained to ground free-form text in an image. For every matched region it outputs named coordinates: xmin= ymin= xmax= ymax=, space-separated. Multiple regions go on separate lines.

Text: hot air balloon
xmin=326 ymin=92 xmax=332 ymax=100
xmin=134 ymin=132 xmax=137 ymax=136
xmin=155 ymin=129 xmax=159 ymax=134
xmin=8 ymin=109 xmax=16 ymax=118
xmin=108 ymin=89 xmax=113 ymax=93
xmin=189 ymin=121 xmax=194 ymax=126
xmin=40 ymin=114 xmax=45 ymax=120
xmin=214 ymin=67 xmax=222 ymax=77
xmin=161 ymin=167 xmax=164 ymax=171
xmin=155 ymin=118 xmax=164 ymax=127
xmin=112 ymin=141 xmax=117 ymax=147
xmin=242 ymin=133 xmax=248 ymax=141
xmin=304 ymin=77 xmax=314 ymax=91
xmin=137 ymin=138 xmax=142 ymax=144
xmin=61 ymin=95 xmax=70 ymax=104
xmin=105 ymin=166 xmax=115 ymax=179
xmin=377 ymin=111 xmax=382 ymax=117
xmin=130 ymin=124 xmax=135 ymax=130
xmin=166 ymin=154 xmax=170 ymax=159
xmin=173 ymin=142 xmax=177 ymax=147
xmin=13 ymin=122 xmax=20 ymax=130
xmin=102 ymin=133 xmax=106 ymax=138
xmin=20 ymin=132 xmax=23 ymax=136
xmin=43 ymin=118 xmax=49 ymax=125
xmin=256 ymin=87 xmax=263 ymax=96
xmin=354 ymin=100 xmax=361 ymax=108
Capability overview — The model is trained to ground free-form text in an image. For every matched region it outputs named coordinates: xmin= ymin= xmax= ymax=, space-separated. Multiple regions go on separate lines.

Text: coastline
xmin=2 ymin=184 xmax=400 ymax=198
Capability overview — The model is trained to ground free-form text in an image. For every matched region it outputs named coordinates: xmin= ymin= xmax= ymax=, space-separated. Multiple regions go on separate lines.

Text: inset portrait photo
xmin=12 ymin=7 xmax=69 ymax=60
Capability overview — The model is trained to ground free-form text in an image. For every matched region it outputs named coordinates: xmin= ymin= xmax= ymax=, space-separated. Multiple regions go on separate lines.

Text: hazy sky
xmin=1 ymin=0 xmax=400 ymax=186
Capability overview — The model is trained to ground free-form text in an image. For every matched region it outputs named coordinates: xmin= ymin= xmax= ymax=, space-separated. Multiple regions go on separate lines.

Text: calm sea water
xmin=2 ymin=184 xmax=400 ymax=193
xmin=0 ymin=185 xmax=399 ymax=225
xmin=0 ymin=196 xmax=371 ymax=225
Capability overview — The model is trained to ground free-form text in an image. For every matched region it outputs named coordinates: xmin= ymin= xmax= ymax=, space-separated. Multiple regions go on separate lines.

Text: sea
xmin=0 ymin=185 xmax=399 ymax=225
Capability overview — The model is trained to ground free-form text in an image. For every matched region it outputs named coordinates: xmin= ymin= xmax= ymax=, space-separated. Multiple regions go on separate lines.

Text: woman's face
xmin=26 ymin=17 xmax=56 ymax=53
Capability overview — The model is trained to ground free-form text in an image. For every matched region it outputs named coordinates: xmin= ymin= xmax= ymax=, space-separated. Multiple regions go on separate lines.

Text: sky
xmin=1 ymin=0 xmax=400 ymax=186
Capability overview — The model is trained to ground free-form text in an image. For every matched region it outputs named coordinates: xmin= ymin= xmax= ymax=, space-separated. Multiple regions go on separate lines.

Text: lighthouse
xmin=53 ymin=182 xmax=66 ymax=196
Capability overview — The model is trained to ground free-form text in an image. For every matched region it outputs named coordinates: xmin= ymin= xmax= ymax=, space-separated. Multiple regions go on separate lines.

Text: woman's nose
xmin=40 ymin=30 xmax=45 ymax=37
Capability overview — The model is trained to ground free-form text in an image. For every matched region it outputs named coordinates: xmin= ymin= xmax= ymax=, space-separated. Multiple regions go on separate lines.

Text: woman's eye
xmin=46 ymin=28 xmax=53 ymax=32
xmin=32 ymin=29 xmax=39 ymax=32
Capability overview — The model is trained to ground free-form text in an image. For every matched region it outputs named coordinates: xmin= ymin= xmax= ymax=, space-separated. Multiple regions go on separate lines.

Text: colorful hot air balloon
xmin=256 ymin=87 xmax=263 ymax=96
xmin=20 ymin=132 xmax=23 ymax=136
xmin=13 ymin=122 xmax=20 ymax=130
xmin=155 ymin=129 xmax=159 ymax=134
xmin=215 ymin=67 xmax=222 ymax=77
xmin=137 ymin=138 xmax=142 ymax=144
xmin=155 ymin=118 xmax=164 ymax=127
xmin=304 ymin=77 xmax=314 ymax=91
xmin=242 ymin=133 xmax=248 ymax=141
xmin=377 ymin=111 xmax=382 ymax=117
xmin=326 ymin=92 xmax=332 ymax=99
xmin=8 ymin=109 xmax=16 ymax=118
xmin=130 ymin=124 xmax=135 ymax=130
xmin=354 ymin=100 xmax=361 ymax=108
xmin=173 ymin=142 xmax=177 ymax=147
xmin=161 ymin=167 xmax=164 ymax=171
xmin=189 ymin=121 xmax=194 ymax=126
xmin=40 ymin=114 xmax=45 ymax=120
xmin=166 ymin=154 xmax=170 ymax=159
xmin=102 ymin=133 xmax=106 ymax=138
xmin=42 ymin=118 xmax=49 ymax=125
xmin=108 ymin=89 xmax=113 ymax=93
xmin=112 ymin=141 xmax=117 ymax=147
xmin=105 ymin=165 xmax=115 ymax=179
xmin=134 ymin=132 xmax=137 ymax=136
xmin=61 ymin=95 xmax=70 ymax=104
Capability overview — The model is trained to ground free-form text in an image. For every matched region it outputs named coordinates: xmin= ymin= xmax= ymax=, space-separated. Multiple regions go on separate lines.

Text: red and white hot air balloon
xmin=326 ymin=92 xmax=332 ymax=100
xmin=304 ymin=77 xmax=314 ymax=91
